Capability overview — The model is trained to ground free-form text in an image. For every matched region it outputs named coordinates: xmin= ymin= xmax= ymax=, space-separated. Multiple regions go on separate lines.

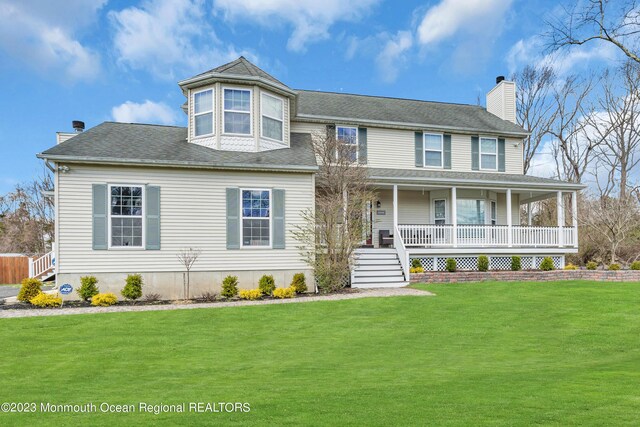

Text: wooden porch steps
xmin=352 ymin=249 xmax=408 ymax=288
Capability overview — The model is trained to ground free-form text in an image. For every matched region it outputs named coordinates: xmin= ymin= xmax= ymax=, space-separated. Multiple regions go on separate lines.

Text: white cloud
xmin=0 ymin=0 xmax=104 ymax=81
xmin=214 ymin=0 xmax=380 ymax=52
xmin=110 ymin=0 xmax=250 ymax=80
xmin=507 ymin=35 xmax=619 ymax=76
xmin=347 ymin=30 xmax=413 ymax=83
xmin=112 ymin=100 xmax=178 ymax=125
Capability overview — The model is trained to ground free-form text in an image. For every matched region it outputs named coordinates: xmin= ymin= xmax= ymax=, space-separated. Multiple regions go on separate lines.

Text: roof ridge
xmin=296 ymin=89 xmax=483 ymax=108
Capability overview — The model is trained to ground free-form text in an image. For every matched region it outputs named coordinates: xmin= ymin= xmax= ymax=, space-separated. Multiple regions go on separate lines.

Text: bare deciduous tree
xmin=177 ymin=247 xmax=201 ymax=299
xmin=292 ymin=129 xmax=375 ymax=293
xmin=547 ymin=0 xmax=640 ymax=64
xmin=513 ymin=64 xmax=558 ymax=174
xmin=0 ymin=169 xmax=54 ymax=254
xmin=549 ymin=75 xmax=599 ymax=183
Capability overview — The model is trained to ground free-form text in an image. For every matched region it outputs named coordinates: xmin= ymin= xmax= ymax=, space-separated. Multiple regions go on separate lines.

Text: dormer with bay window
xmin=178 ymin=57 xmax=296 ymax=153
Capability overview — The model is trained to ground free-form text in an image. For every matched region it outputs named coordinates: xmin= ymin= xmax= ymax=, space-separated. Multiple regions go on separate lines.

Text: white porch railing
xmin=29 ymin=250 xmax=55 ymax=278
xmin=394 ymin=225 xmax=409 ymax=281
xmin=397 ymin=224 xmax=577 ymax=248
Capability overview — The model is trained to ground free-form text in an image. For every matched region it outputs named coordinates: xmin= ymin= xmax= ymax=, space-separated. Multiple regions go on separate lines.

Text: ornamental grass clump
xmin=290 ymin=273 xmax=307 ymax=294
xmin=630 ymin=261 xmax=640 ymax=270
xmin=539 ymin=257 xmax=555 ymax=271
xmin=121 ymin=274 xmax=143 ymax=301
xmin=258 ymin=275 xmax=276 ymax=296
xmin=563 ymin=263 xmax=578 ymax=270
xmin=477 ymin=255 xmax=489 ymax=272
xmin=77 ymin=275 xmax=99 ymax=301
xmin=221 ymin=275 xmax=239 ymax=298
xmin=17 ymin=278 xmax=43 ymax=303
xmin=608 ymin=263 xmax=621 ymax=271
xmin=586 ymin=261 xmax=598 ymax=270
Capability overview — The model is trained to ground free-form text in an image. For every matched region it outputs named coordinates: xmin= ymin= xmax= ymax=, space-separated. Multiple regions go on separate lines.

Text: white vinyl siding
xmin=57 ymin=165 xmax=313 ymax=273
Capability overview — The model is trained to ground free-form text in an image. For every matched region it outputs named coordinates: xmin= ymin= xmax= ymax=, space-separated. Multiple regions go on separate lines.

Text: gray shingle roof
xmin=367 ymin=167 xmax=584 ymax=189
xmin=295 ymin=90 xmax=528 ymax=136
xmin=38 ymin=122 xmax=318 ymax=172
xmin=187 ymin=57 xmax=288 ymax=87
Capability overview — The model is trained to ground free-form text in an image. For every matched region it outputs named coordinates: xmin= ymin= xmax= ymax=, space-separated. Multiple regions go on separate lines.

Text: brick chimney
xmin=486 ymin=76 xmax=516 ymax=124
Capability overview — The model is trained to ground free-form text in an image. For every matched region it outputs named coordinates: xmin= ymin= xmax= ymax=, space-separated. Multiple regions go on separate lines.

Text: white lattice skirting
xmin=411 ymin=255 xmax=565 ymax=271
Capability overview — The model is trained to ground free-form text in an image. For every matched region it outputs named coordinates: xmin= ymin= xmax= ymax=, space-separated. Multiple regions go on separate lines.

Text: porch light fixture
xmin=57 ymin=165 xmax=70 ymax=173
xmin=376 ymin=201 xmax=381 ymax=208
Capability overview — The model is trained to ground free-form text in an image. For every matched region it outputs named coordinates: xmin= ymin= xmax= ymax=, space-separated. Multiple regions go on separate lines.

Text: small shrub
xmin=221 ymin=275 xmax=239 ymax=298
xmin=258 ymin=275 xmax=276 ymax=296
xmin=608 ymin=263 xmax=621 ymax=271
xmin=198 ymin=291 xmax=218 ymax=302
xmin=563 ymin=263 xmax=578 ymax=270
xmin=91 ymin=293 xmax=118 ymax=307
xmin=30 ymin=293 xmax=62 ymax=308
xmin=239 ymin=289 xmax=262 ymax=300
xmin=477 ymin=255 xmax=489 ymax=272
xmin=511 ymin=256 xmax=522 ymax=271
xmin=630 ymin=261 xmax=640 ymax=270
xmin=290 ymin=273 xmax=307 ymax=294
xmin=539 ymin=257 xmax=555 ymax=271
xmin=77 ymin=275 xmax=99 ymax=301
xmin=445 ymin=258 xmax=456 ymax=272
xmin=121 ymin=274 xmax=143 ymax=301
xmin=411 ymin=259 xmax=422 ymax=269
xmin=409 ymin=266 xmax=424 ymax=274
xmin=143 ymin=293 xmax=161 ymax=302
xmin=586 ymin=261 xmax=598 ymax=270
xmin=0 ymin=298 xmax=5 ymax=306
xmin=17 ymin=278 xmax=43 ymax=303
xmin=273 ymin=287 xmax=295 ymax=299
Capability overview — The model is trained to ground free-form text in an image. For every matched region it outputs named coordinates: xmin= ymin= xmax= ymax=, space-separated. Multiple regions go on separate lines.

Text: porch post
xmin=527 ymin=202 xmax=532 ymax=226
xmin=393 ymin=184 xmax=398 ymax=232
xmin=507 ymin=188 xmax=513 ymax=247
xmin=451 ymin=186 xmax=457 ymax=248
xmin=572 ymin=191 xmax=578 ymax=247
xmin=557 ymin=191 xmax=564 ymax=246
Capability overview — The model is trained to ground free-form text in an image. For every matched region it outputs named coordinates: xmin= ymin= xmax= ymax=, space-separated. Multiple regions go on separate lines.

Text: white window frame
xmin=260 ymin=92 xmax=284 ymax=142
xmin=423 ymin=133 xmax=444 ymax=168
xmin=432 ymin=198 xmax=447 ymax=224
xmin=240 ymin=188 xmax=272 ymax=249
xmin=490 ymin=200 xmax=497 ymax=225
xmin=479 ymin=136 xmax=498 ymax=171
xmin=107 ymin=184 xmax=145 ymax=250
xmin=223 ymin=86 xmax=253 ymax=136
xmin=192 ymin=88 xmax=214 ymax=138
xmin=336 ymin=125 xmax=359 ymax=162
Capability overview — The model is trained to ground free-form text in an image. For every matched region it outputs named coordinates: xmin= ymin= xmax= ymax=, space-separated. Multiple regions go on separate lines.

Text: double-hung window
xmin=224 ymin=88 xmax=251 ymax=135
xmin=480 ymin=137 xmax=498 ymax=170
xmin=336 ymin=126 xmax=358 ymax=162
xmin=193 ymin=89 xmax=214 ymax=137
xmin=424 ymin=133 xmax=443 ymax=167
xmin=241 ymin=189 xmax=270 ymax=247
xmin=109 ymin=185 xmax=144 ymax=248
xmin=491 ymin=200 xmax=497 ymax=225
xmin=261 ymin=93 xmax=284 ymax=142
xmin=433 ymin=199 xmax=446 ymax=225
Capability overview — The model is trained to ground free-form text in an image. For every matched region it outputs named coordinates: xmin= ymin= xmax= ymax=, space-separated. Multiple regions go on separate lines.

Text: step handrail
xmin=394 ymin=225 xmax=409 ymax=281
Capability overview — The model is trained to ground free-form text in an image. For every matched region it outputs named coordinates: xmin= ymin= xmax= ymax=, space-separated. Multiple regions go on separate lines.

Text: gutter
xmin=368 ymin=174 xmax=586 ymax=190
xmin=35 ymin=153 xmax=318 ymax=173
xmin=293 ymin=114 xmax=530 ymax=138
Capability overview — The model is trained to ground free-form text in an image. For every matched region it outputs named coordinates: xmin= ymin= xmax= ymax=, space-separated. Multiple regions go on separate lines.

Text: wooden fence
xmin=0 ymin=255 xmax=31 ymax=284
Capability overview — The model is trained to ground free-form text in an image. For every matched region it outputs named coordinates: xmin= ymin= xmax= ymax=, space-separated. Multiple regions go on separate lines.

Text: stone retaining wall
xmin=410 ymin=269 xmax=640 ymax=284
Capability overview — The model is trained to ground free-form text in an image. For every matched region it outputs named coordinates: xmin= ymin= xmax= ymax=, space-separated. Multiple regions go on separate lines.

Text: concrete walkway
xmin=0 ymin=287 xmax=433 ymax=319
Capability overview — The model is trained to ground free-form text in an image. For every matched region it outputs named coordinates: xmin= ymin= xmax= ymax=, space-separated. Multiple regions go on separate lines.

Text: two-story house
xmin=36 ymin=57 xmax=583 ymax=296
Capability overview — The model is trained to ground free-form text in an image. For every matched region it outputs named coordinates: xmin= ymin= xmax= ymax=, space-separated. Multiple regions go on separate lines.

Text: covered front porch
xmin=366 ymin=183 xmax=579 ymax=251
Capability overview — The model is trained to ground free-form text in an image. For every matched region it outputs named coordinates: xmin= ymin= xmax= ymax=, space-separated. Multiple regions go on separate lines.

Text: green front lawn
xmin=1 ymin=281 xmax=639 ymax=426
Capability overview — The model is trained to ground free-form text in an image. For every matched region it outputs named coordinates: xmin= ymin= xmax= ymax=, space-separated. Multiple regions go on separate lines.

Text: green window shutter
xmin=145 ymin=186 xmax=161 ymax=250
xmin=326 ymin=124 xmax=335 ymax=139
xmin=358 ymin=127 xmax=367 ymax=164
xmin=471 ymin=136 xmax=480 ymax=171
xmin=92 ymin=184 xmax=108 ymax=250
xmin=415 ymin=132 xmax=424 ymax=167
xmin=443 ymin=134 xmax=452 ymax=169
xmin=226 ymin=188 xmax=240 ymax=249
xmin=272 ymin=189 xmax=286 ymax=249
xmin=498 ymin=138 xmax=506 ymax=172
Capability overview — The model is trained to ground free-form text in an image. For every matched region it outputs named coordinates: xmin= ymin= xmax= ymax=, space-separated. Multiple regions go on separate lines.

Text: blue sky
xmin=0 ymin=0 xmax=622 ymax=193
